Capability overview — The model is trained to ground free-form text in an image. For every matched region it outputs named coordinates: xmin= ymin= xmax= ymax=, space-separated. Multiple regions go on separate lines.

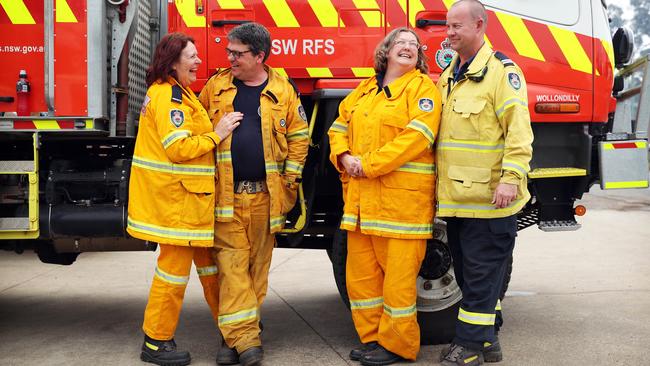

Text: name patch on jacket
xmin=418 ymin=98 xmax=434 ymax=112
xmin=508 ymin=73 xmax=521 ymax=90
xmin=170 ymin=109 xmax=185 ymax=127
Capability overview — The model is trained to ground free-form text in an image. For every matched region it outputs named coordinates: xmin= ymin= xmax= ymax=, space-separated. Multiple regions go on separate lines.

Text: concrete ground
xmin=0 ymin=187 xmax=649 ymax=366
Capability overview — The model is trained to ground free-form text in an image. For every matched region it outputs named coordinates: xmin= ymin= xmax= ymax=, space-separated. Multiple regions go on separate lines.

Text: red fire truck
xmin=1 ymin=0 xmax=648 ymax=343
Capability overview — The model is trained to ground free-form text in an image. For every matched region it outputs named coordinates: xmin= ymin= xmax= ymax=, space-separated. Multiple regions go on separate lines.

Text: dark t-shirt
xmin=231 ymin=78 xmax=268 ymax=182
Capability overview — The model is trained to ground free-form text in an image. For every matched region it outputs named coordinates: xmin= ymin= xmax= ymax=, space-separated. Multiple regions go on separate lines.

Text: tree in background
xmin=630 ymin=0 xmax=650 ymax=54
xmin=608 ymin=3 xmax=624 ymax=30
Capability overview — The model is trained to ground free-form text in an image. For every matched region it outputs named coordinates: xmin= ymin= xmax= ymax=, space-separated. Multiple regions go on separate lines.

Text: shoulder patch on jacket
xmin=418 ymin=98 xmax=434 ymax=112
xmin=171 ymin=85 xmax=183 ymax=104
xmin=170 ymin=109 xmax=185 ymax=127
xmin=494 ymin=51 xmax=515 ymax=67
xmin=507 ymin=72 xmax=522 ymax=90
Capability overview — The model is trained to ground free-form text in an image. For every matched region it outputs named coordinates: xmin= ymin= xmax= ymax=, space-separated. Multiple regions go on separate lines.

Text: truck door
xmin=409 ymin=0 xmax=450 ymax=75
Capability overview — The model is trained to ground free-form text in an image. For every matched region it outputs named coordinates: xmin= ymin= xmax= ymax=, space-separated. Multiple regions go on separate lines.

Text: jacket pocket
xmin=447 ymin=165 xmax=492 ymax=202
xmin=380 ymin=111 xmax=407 ymax=144
xmin=179 ymin=178 xmax=215 ymax=228
xmin=271 ymin=109 xmax=289 ymax=161
xmin=451 ymin=98 xmax=486 ymax=140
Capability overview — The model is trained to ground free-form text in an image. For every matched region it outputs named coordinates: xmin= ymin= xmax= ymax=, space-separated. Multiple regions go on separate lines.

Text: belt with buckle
xmin=234 ymin=180 xmax=268 ymax=194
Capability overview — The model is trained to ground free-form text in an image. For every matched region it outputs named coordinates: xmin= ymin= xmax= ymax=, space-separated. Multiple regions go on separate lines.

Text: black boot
xmin=483 ymin=339 xmax=502 ymax=363
xmin=239 ymin=346 xmax=264 ymax=366
xmin=360 ymin=344 xmax=403 ymax=366
xmin=349 ymin=341 xmax=379 ymax=361
xmin=216 ymin=339 xmax=238 ymax=365
xmin=440 ymin=343 xmax=484 ymax=366
xmin=140 ymin=335 xmax=191 ymax=366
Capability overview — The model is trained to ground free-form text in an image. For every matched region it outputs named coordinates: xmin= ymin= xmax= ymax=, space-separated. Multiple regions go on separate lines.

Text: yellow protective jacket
xmin=198 ymin=66 xmax=309 ymax=233
xmin=436 ymin=43 xmax=533 ymax=218
xmin=328 ymin=69 xmax=441 ymax=239
xmin=127 ymin=78 xmax=220 ymax=246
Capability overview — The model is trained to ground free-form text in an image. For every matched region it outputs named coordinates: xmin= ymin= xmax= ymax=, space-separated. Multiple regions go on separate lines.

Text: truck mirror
xmin=612 ymin=27 xmax=634 ymax=68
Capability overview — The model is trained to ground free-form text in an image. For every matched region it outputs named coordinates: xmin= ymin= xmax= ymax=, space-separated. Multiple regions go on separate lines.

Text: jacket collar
xmin=372 ymin=68 xmax=421 ymax=100
xmin=209 ymin=65 xmax=287 ymax=104
xmin=444 ymin=42 xmax=493 ymax=86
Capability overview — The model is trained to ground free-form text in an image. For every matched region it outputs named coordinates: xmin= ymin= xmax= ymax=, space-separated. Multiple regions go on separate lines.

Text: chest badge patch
xmin=170 ymin=109 xmax=185 ymax=127
xmin=279 ymin=119 xmax=286 ymax=127
xmin=508 ymin=73 xmax=521 ymax=90
xmin=418 ymin=98 xmax=434 ymax=112
xmin=298 ymin=105 xmax=307 ymax=121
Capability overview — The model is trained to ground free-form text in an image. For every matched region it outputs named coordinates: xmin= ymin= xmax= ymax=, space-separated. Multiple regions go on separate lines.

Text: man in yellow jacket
xmin=436 ymin=1 xmax=533 ymax=365
xmin=198 ymin=23 xmax=309 ymax=366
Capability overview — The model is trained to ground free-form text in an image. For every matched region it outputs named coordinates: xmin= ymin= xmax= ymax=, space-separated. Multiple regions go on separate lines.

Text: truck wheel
xmin=328 ymin=220 xmax=463 ymax=345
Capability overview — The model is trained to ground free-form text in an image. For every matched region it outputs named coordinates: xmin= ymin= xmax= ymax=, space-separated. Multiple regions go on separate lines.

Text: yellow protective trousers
xmin=213 ymin=191 xmax=275 ymax=354
xmin=142 ymin=244 xmax=220 ymax=340
xmin=346 ymin=230 xmax=426 ymax=361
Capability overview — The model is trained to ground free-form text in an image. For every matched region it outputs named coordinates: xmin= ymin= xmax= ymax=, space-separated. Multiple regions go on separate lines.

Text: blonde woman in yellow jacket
xmin=328 ymin=28 xmax=441 ymax=366
xmin=127 ymin=33 xmax=240 ymax=366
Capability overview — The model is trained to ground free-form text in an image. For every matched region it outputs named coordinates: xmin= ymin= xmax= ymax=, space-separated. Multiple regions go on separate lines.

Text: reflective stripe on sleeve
xmin=196 ymin=265 xmax=218 ymax=277
xmin=406 ymin=119 xmax=436 ymax=145
xmin=284 ymin=159 xmax=304 ymax=174
xmin=154 ymin=267 xmax=190 ymax=286
xmin=458 ymin=307 xmax=496 ymax=326
xmin=495 ymin=97 xmax=527 ymax=118
xmin=287 ymin=127 xmax=309 ymax=141
xmin=350 ymin=296 xmax=383 ymax=310
xmin=394 ymin=162 xmax=436 ymax=175
xmin=218 ymin=308 xmax=258 ymax=326
xmin=132 ymin=155 xmax=215 ymax=176
xmin=383 ymin=303 xmax=417 ymax=318
xmin=127 ymin=217 xmax=213 ymax=240
xmin=502 ymin=159 xmax=528 ymax=177
xmin=270 ymin=215 xmax=286 ymax=230
xmin=329 ymin=121 xmax=348 ymax=134
xmin=161 ymin=130 xmax=192 ymax=149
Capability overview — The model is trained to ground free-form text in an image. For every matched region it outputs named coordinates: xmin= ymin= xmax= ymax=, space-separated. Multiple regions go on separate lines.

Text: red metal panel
xmin=0 ymin=0 xmax=46 ymax=115
xmin=53 ymin=0 xmax=87 ymax=116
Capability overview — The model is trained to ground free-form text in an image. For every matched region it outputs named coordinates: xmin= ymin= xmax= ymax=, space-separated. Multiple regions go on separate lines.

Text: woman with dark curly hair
xmin=328 ymin=27 xmax=442 ymax=366
xmin=127 ymin=32 xmax=240 ymax=366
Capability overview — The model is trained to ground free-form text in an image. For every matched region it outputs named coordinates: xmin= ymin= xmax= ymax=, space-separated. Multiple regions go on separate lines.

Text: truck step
xmin=0 ymin=160 xmax=35 ymax=173
xmin=0 ymin=217 xmax=31 ymax=231
xmin=538 ymin=220 xmax=582 ymax=232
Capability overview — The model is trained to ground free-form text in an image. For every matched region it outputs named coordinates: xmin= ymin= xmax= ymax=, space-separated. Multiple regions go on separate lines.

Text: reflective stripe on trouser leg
xmin=378 ymin=237 xmax=426 ymax=360
xmin=452 ymin=216 xmax=516 ymax=350
xmin=143 ymin=244 xmax=192 ymax=340
xmin=194 ymin=247 xmax=220 ymax=328
xmin=347 ymin=230 xmax=384 ymax=344
xmin=214 ymin=192 xmax=273 ymax=354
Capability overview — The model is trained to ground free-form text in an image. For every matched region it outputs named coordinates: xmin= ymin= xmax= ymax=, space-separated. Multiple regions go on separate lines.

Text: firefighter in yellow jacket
xmin=437 ymin=1 xmax=533 ymax=365
xmin=328 ymin=28 xmax=441 ymax=366
xmin=198 ymin=23 xmax=308 ymax=366
xmin=127 ymin=33 xmax=240 ymax=366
